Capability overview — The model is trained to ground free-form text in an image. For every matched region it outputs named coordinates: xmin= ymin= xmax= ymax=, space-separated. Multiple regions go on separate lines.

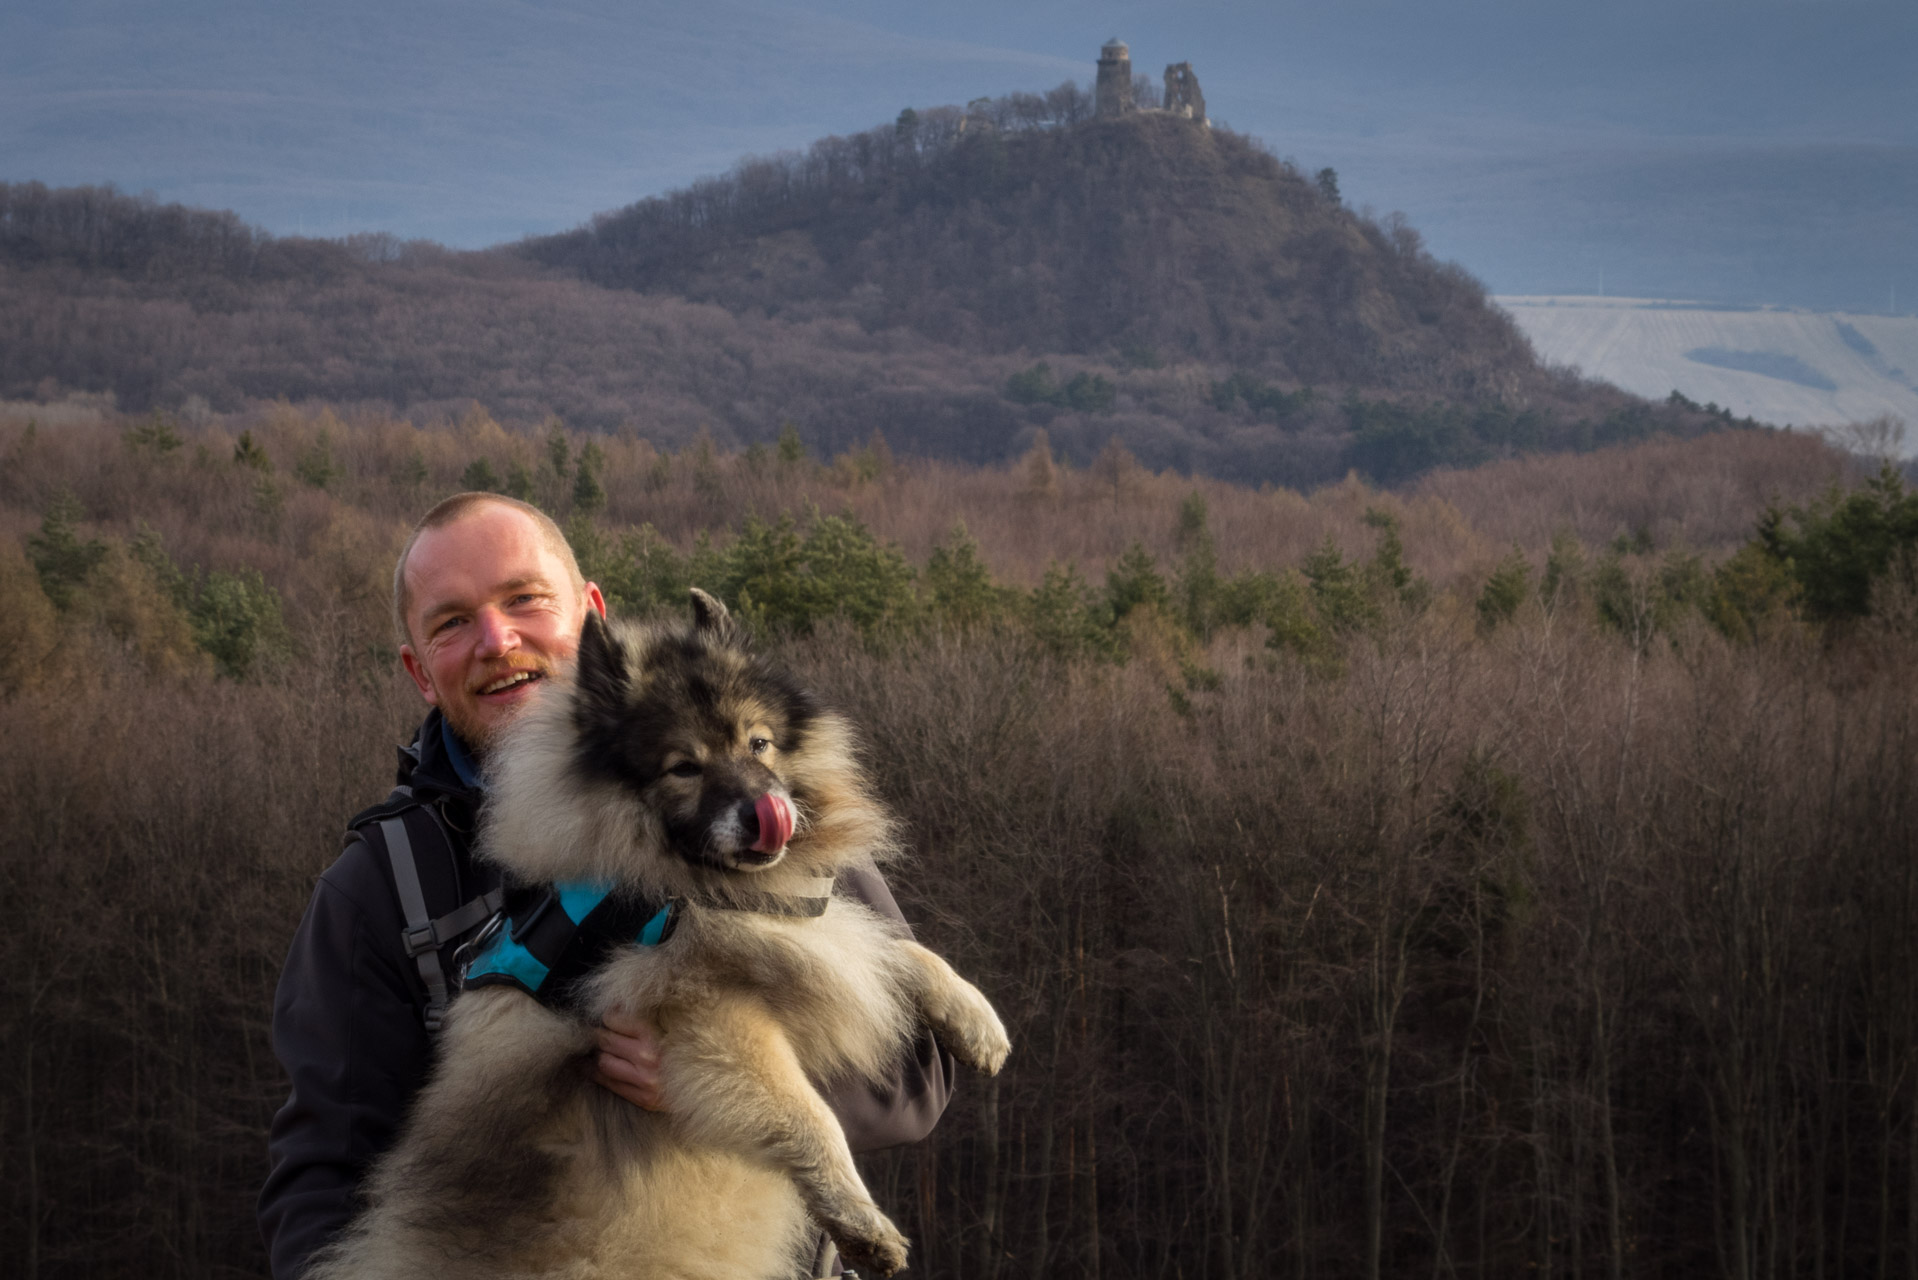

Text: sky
xmin=4 ymin=0 xmax=1914 ymax=311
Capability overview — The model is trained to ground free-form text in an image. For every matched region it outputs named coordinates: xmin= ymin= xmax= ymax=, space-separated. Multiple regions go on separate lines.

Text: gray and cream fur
xmin=310 ymin=591 xmax=1010 ymax=1280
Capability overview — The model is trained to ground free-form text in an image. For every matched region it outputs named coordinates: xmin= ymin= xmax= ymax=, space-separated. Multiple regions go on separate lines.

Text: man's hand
xmin=594 ymin=1011 xmax=666 ymax=1111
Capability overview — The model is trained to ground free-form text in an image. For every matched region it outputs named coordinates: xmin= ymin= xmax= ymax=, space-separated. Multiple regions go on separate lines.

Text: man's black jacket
xmin=258 ymin=710 xmax=954 ymax=1279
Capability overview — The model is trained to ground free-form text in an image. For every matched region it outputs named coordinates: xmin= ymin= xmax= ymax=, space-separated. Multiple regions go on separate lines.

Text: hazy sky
xmin=4 ymin=0 xmax=1913 ymax=309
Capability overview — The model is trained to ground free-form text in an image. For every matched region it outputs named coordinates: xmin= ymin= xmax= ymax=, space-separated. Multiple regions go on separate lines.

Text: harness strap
xmin=464 ymin=882 xmax=678 ymax=1015
xmin=399 ymin=888 xmax=507 ymax=958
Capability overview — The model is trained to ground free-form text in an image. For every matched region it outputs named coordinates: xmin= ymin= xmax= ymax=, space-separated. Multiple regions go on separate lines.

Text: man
xmin=259 ymin=492 xmax=952 ymax=1278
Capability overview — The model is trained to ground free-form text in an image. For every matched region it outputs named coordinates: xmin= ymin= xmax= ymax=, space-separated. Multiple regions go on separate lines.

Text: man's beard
xmin=441 ymin=703 xmax=505 ymax=762
xmin=442 ymin=678 xmax=545 ymax=762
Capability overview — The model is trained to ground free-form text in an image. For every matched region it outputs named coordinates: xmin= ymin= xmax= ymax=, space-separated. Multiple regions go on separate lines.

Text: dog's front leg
xmin=894 ymin=940 xmax=1011 ymax=1075
xmin=663 ymin=996 xmax=910 ymax=1277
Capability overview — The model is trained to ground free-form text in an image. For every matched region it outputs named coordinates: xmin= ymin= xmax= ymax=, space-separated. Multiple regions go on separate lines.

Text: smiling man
xmin=395 ymin=495 xmax=604 ymax=754
xmin=258 ymin=492 xmax=952 ymax=1279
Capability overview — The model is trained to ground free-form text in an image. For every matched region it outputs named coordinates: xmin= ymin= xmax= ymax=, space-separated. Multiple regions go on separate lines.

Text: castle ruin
xmin=1094 ymin=39 xmax=1209 ymax=126
xmin=1163 ymin=62 xmax=1205 ymax=122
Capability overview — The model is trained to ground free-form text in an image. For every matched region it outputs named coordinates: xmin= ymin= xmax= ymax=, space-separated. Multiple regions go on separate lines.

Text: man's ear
xmin=574 ymin=610 xmax=628 ymax=719
xmin=400 ymin=645 xmax=438 ymax=705
xmin=689 ymin=587 xmax=741 ymax=646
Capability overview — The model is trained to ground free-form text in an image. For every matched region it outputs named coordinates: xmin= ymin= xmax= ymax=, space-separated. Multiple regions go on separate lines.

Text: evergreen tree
xmin=574 ymin=440 xmax=607 ymax=514
xmin=461 ymin=457 xmax=501 ymax=493
xmin=234 ymin=430 xmax=273 ymax=472
xmin=1476 ymin=549 xmax=1531 ymax=631
xmin=1106 ymin=542 xmax=1170 ymax=621
xmin=26 ymin=490 xmax=107 ymax=610
xmin=776 ymin=424 xmax=808 ymax=467
xmin=294 ymin=430 xmax=340 ymax=489
xmin=926 ymin=523 xmax=1003 ymax=628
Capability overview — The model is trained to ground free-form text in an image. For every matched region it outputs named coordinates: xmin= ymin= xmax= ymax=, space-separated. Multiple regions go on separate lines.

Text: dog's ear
xmin=688 ymin=588 xmax=743 ymax=646
xmin=574 ymin=609 xmax=629 ymax=717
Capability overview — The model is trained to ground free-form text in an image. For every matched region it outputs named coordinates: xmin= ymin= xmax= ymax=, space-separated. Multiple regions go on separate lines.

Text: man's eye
xmin=749 ymin=737 xmax=773 ymax=756
xmin=668 ymin=761 xmax=702 ymax=778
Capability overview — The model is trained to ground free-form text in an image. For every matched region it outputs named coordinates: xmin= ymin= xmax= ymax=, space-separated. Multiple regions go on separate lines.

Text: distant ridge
xmin=0 ymin=92 xmax=1740 ymax=486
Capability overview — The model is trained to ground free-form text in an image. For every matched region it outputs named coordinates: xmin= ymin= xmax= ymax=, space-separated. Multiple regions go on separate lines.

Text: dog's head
xmin=480 ymin=590 xmax=892 ymax=894
xmin=572 ymin=590 xmax=811 ymax=874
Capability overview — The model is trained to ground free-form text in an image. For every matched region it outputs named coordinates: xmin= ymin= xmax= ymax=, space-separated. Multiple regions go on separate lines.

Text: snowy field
xmin=1497 ymin=297 xmax=1918 ymax=445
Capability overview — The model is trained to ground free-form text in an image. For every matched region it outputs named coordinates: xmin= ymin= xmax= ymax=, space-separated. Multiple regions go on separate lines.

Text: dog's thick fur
xmin=311 ymin=593 xmax=1010 ymax=1280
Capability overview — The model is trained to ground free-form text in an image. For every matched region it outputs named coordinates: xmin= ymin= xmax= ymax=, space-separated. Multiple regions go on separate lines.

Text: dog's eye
xmin=749 ymin=736 xmax=773 ymax=756
xmin=668 ymin=760 xmax=702 ymax=778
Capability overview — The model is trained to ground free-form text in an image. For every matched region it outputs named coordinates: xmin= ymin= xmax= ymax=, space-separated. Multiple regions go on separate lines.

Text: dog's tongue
xmin=752 ymin=792 xmax=795 ymax=854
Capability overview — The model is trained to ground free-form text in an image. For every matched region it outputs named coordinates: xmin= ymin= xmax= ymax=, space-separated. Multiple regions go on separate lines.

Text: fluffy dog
xmin=311 ymin=591 xmax=1010 ymax=1280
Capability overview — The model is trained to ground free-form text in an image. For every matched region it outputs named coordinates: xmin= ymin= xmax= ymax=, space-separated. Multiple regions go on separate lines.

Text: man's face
xmin=399 ymin=504 xmax=605 ymax=755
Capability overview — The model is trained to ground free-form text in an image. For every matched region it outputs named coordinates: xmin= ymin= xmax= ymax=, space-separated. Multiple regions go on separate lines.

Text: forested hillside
xmin=8 ymin=401 xmax=1918 ymax=1278
xmin=0 ymin=89 xmax=1747 ymax=488
xmin=522 ymin=102 xmax=1528 ymax=398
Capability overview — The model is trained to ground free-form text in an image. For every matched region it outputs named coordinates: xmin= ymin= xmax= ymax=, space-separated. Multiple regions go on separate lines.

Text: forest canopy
xmin=6 ymin=403 xmax=1918 ymax=1279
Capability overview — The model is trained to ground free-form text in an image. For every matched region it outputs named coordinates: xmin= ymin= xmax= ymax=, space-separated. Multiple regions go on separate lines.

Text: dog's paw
xmin=827 ymin=1204 xmax=910 ymax=1277
xmin=942 ymin=990 xmax=1012 ymax=1076
xmin=958 ymin=1013 xmax=1012 ymax=1075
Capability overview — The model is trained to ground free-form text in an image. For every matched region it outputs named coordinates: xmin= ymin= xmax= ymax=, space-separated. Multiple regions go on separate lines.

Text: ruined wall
xmin=1163 ymin=62 xmax=1206 ymax=123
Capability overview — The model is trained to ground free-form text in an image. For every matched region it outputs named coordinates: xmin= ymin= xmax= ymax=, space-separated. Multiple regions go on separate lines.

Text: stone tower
xmin=1096 ymin=38 xmax=1132 ymax=117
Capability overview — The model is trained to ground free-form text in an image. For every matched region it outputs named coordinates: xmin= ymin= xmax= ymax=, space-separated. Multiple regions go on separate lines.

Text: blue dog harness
xmin=456 ymin=874 xmax=837 ymax=1018
xmin=460 ymin=881 xmax=679 ymax=1015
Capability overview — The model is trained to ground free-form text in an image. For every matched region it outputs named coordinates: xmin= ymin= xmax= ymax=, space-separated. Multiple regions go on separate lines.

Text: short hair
xmin=392 ymin=492 xmax=586 ymax=646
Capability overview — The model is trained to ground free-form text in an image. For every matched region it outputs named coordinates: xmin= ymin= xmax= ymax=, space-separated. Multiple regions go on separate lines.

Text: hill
xmin=0 ymin=99 xmax=1738 ymax=487
xmin=521 ymin=106 xmax=1535 ymax=400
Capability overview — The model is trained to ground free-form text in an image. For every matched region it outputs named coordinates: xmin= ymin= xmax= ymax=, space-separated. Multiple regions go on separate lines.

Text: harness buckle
xmin=454 ymin=909 xmax=508 ymax=982
xmin=401 ymin=923 xmax=439 ymax=957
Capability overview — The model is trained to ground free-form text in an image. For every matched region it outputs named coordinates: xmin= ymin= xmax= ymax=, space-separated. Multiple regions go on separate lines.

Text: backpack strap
xmin=352 ymin=785 xmax=501 ymax=1036
xmin=381 ymin=814 xmax=504 ymax=1033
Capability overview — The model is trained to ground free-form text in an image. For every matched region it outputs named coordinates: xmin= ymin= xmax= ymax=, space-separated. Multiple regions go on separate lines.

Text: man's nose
xmin=473 ymin=606 xmax=520 ymax=657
